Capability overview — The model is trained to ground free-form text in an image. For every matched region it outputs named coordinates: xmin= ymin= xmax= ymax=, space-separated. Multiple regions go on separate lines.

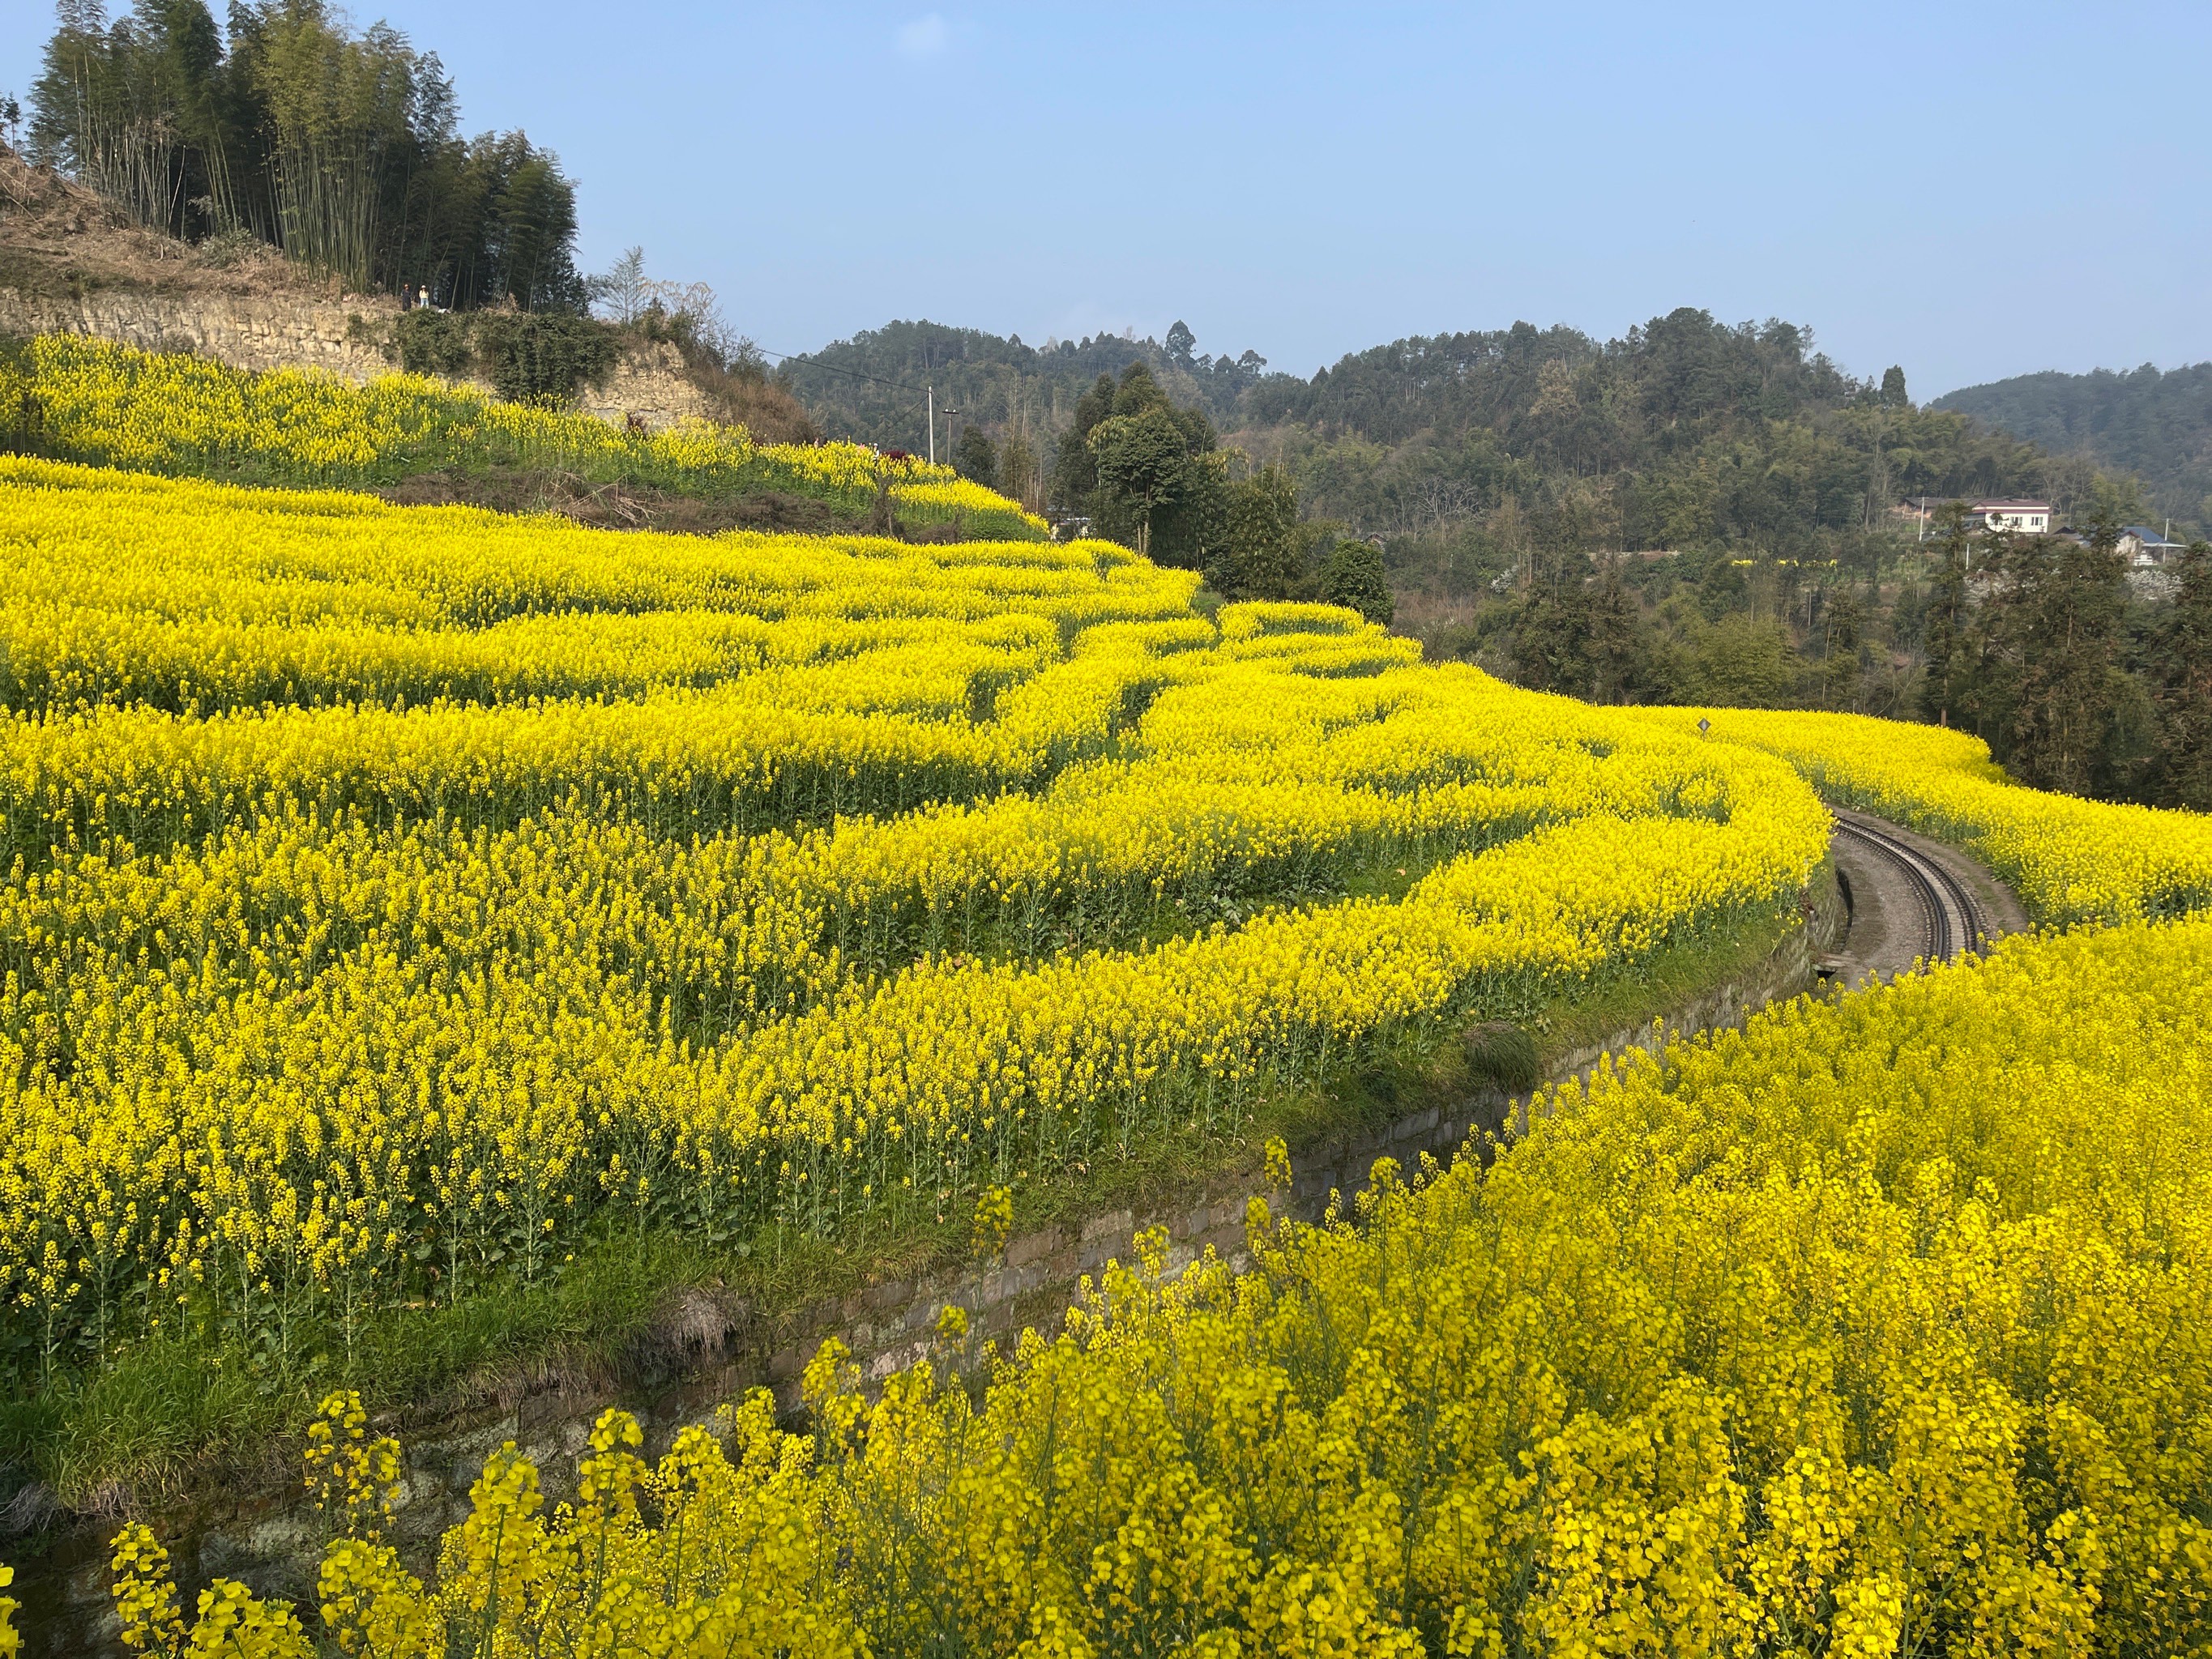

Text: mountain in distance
xmin=1934 ymin=361 xmax=2212 ymax=536
xmin=786 ymin=308 xmax=2075 ymax=577
xmin=779 ymin=319 xmax=1277 ymax=457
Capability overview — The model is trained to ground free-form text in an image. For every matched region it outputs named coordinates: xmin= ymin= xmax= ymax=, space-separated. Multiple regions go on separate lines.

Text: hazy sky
xmin=6 ymin=2 xmax=2206 ymax=394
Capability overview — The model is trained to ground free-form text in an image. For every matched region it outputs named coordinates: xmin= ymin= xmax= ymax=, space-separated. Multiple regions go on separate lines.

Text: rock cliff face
xmin=0 ymin=286 xmax=711 ymax=430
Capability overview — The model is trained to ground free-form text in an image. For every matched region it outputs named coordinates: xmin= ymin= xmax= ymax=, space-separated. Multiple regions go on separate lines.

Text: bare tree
xmin=587 ymin=245 xmax=648 ymax=324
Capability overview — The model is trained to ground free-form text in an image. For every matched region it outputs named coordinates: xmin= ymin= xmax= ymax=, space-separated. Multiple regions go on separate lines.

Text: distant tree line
xmin=780 ymin=318 xmax=1276 ymax=490
xmin=791 ymin=307 xmax=2116 ymax=569
xmin=28 ymin=0 xmax=585 ymax=309
xmin=940 ymin=360 xmax=1390 ymax=622
xmin=1420 ymin=501 xmax=2210 ymax=809
xmin=1934 ymin=360 xmax=2212 ymax=539
xmin=1917 ymin=510 xmax=2211 ymax=806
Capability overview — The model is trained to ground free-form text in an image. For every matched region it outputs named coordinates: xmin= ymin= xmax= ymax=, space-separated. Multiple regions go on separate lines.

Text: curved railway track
xmin=1833 ymin=814 xmax=1988 ymax=966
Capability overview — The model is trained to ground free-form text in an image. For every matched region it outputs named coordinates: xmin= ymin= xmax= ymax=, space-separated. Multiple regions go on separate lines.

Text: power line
xmin=753 ymin=345 xmax=954 ymax=458
xmin=752 ymin=345 xmax=932 ymax=397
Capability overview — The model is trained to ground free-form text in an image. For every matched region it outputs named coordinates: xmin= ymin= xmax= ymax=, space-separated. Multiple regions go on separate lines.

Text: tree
xmin=1681 ymin=616 xmax=1798 ymax=706
xmin=1584 ymin=555 xmax=1642 ymax=702
xmin=589 ymin=245 xmax=649 ymax=324
xmin=1165 ymin=319 xmax=1197 ymax=370
xmin=1211 ymin=463 xmax=1301 ymax=599
xmin=1047 ymin=373 xmax=1116 ymax=512
xmin=1880 ymin=365 xmax=1909 ymax=407
xmin=1322 ymin=539 xmax=1394 ymax=625
xmin=997 ymin=433 xmax=1039 ymax=509
xmin=1089 ymin=408 xmax=1190 ymax=559
xmin=1919 ymin=507 xmax=1971 ymax=726
xmin=2001 ymin=523 xmax=2127 ymax=795
xmin=1051 ymin=364 xmax=1223 ymax=564
xmin=952 ymin=426 xmax=997 ymax=489
xmin=2151 ymin=541 xmax=2212 ymax=809
xmin=1819 ymin=584 xmax=1863 ymax=710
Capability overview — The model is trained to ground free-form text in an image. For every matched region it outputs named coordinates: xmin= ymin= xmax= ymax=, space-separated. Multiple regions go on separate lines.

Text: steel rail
xmin=1833 ymin=815 xmax=1988 ymax=967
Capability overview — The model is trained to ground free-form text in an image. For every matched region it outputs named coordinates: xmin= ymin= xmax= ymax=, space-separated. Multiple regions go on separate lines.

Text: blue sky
xmin=6 ymin=2 xmax=2207 ymax=394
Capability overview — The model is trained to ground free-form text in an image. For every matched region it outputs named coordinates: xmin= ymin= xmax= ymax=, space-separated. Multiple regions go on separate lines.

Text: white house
xmin=1966 ymin=498 xmax=2052 ymax=534
xmin=1899 ymin=497 xmax=2053 ymax=536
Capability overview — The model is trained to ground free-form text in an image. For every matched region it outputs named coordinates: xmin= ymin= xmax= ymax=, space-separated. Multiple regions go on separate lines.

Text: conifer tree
xmin=2153 ymin=540 xmax=2212 ymax=808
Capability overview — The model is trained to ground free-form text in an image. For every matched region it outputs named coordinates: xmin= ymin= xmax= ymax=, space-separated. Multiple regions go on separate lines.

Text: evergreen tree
xmin=2003 ymin=524 xmax=2127 ymax=795
xmin=952 ymin=426 xmax=997 ymax=489
xmin=1211 ymin=463 xmax=1301 ymax=599
xmin=1585 ymin=555 xmax=1642 ymax=702
xmin=1919 ymin=509 xmax=1971 ymax=726
xmin=1089 ymin=408 xmax=1190 ymax=561
xmin=1321 ymin=539 xmax=1394 ymax=625
xmin=2152 ymin=541 xmax=2212 ymax=809
xmin=1046 ymin=373 xmax=1115 ymax=514
xmin=1819 ymin=584 xmax=1863 ymax=711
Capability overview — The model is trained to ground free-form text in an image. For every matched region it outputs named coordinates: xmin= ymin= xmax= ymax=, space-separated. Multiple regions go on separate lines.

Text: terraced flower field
xmin=2 ymin=430 xmax=2210 ymax=1656
xmin=0 ymin=456 xmax=1830 ymax=1404
xmin=0 ymin=335 xmax=1047 ymax=539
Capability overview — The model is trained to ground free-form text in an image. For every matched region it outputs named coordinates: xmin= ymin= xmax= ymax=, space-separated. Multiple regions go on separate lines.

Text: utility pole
xmin=926 ymin=386 xmax=934 ymax=466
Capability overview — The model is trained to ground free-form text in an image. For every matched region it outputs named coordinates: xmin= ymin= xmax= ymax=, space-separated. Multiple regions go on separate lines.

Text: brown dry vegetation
xmin=0 ymin=144 xmax=357 ymax=306
xmin=684 ymin=355 xmax=822 ymax=446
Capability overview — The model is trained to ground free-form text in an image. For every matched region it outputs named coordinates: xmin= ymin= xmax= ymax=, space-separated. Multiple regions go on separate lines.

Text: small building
xmin=1968 ymin=498 xmax=2052 ymax=534
xmin=1898 ymin=497 xmax=2052 ymax=536
xmin=2118 ymin=526 xmax=2186 ymax=567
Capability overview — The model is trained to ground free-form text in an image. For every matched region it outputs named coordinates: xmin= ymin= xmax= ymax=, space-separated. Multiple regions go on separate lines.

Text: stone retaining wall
xmin=15 ymin=877 xmax=1845 ymax=1652
xmin=0 ymin=288 xmax=709 ymax=429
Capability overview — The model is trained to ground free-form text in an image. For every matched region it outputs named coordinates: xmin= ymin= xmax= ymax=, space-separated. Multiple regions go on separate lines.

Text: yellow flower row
xmin=0 ymin=335 xmax=1051 ymax=537
xmin=0 ymin=697 xmax=1829 ymax=1358
xmin=0 ymin=459 xmax=1173 ymax=717
xmin=33 ymin=914 xmax=2210 ymax=1656
xmin=1634 ymin=707 xmax=2212 ymax=923
xmin=0 ymin=461 xmax=1836 ymax=1399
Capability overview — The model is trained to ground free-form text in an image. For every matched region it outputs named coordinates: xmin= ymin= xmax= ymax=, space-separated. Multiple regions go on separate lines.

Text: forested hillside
xmin=792 ymin=309 xmax=2094 ymax=566
xmin=778 ymin=318 xmax=1275 ymax=501
xmin=780 ymin=309 xmax=2204 ymax=808
xmin=1935 ymin=360 xmax=2212 ymax=535
xmin=1236 ymin=313 xmax=2063 ymax=546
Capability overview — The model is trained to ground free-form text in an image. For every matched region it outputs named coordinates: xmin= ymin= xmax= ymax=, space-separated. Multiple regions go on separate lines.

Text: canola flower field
xmin=0 ymin=454 xmax=1832 ymax=1400
xmin=19 ymin=915 xmax=2211 ymax=1657
xmin=1630 ymin=706 xmax=2212 ymax=927
xmin=0 ymin=335 xmax=1047 ymax=540
xmin=3 ymin=416 xmax=2212 ymax=1653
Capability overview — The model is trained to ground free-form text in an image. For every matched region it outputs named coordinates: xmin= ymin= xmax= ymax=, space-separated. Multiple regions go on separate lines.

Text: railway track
xmin=1833 ymin=814 xmax=1988 ymax=966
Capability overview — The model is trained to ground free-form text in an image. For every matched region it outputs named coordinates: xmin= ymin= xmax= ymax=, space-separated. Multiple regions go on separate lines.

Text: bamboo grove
xmin=30 ymin=0 xmax=588 ymax=308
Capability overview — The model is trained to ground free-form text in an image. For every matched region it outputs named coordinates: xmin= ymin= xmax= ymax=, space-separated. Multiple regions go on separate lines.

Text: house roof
xmin=2122 ymin=526 xmax=2184 ymax=547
